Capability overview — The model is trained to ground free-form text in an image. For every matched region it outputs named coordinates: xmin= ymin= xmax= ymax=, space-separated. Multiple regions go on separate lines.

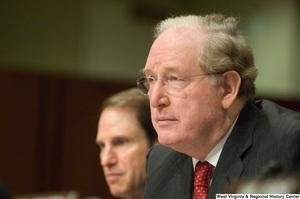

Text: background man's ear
xmin=221 ymin=71 xmax=241 ymax=109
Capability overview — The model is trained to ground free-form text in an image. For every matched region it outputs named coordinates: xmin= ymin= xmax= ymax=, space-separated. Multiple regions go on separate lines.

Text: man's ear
xmin=221 ymin=71 xmax=241 ymax=109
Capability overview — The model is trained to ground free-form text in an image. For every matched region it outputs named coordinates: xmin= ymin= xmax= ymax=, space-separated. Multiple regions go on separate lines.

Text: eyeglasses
xmin=137 ymin=74 xmax=210 ymax=96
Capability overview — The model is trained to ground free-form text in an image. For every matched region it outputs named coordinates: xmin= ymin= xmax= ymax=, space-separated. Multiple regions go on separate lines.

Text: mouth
xmin=106 ymin=173 xmax=123 ymax=182
xmin=157 ymin=117 xmax=177 ymax=126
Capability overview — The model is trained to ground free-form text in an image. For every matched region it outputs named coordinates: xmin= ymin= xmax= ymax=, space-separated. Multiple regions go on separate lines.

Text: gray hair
xmin=154 ymin=14 xmax=258 ymax=102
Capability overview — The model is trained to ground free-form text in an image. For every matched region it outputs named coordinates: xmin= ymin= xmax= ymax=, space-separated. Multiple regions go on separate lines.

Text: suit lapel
xmin=176 ymin=154 xmax=194 ymax=198
xmin=164 ymin=152 xmax=194 ymax=199
xmin=208 ymin=103 xmax=260 ymax=199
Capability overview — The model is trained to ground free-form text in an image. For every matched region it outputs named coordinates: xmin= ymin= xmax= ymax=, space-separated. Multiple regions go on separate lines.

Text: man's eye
xmin=98 ymin=143 xmax=104 ymax=149
xmin=147 ymin=77 xmax=156 ymax=83
xmin=98 ymin=143 xmax=104 ymax=153
xmin=114 ymin=139 xmax=129 ymax=146
xmin=119 ymin=140 xmax=127 ymax=145
xmin=168 ymin=76 xmax=180 ymax=82
xmin=171 ymin=76 xmax=180 ymax=81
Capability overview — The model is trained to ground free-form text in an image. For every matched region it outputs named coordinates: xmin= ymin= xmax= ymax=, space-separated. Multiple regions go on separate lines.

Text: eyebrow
xmin=141 ymin=66 xmax=181 ymax=75
xmin=95 ymin=135 xmax=132 ymax=145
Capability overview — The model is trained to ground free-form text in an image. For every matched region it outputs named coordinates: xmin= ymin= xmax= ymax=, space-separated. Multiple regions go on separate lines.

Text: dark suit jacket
xmin=143 ymin=100 xmax=300 ymax=199
xmin=0 ymin=179 xmax=10 ymax=199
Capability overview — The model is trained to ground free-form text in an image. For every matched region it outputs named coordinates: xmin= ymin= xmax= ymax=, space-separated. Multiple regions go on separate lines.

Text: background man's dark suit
xmin=0 ymin=179 xmax=10 ymax=199
xmin=144 ymin=100 xmax=300 ymax=199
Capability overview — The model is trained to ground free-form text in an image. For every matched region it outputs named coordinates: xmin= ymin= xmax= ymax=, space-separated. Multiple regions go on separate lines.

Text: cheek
xmin=177 ymin=95 xmax=216 ymax=127
xmin=125 ymin=148 xmax=148 ymax=182
xmin=125 ymin=146 xmax=149 ymax=166
xmin=178 ymin=105 xmax=202 ymax=130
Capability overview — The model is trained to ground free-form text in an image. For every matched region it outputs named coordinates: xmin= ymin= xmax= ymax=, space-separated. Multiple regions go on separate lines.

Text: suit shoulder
xmin=254 ymin=99 xmax=300 ymax=126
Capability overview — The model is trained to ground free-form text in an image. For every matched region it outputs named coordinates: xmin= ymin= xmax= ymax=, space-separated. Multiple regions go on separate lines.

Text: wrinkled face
xmin=96 ymin=107 xmax=150 ymax=199
xmin=145 ymin=27 xmax=224 ymax=154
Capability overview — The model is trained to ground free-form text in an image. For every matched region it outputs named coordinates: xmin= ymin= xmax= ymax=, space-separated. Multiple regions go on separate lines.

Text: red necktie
xmin=193 ymin=161 xmax=214 ymax=199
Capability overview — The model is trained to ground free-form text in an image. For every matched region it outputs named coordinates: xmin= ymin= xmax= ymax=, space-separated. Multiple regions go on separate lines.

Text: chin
xmin=158 ymin=133 xmax=179 ymax=147
xmin=110 ymin=190 xmax=126 ymax=198
xmin=158 ymin=132 xmax=188 ymax=153
xmin=109 ymin=185 xmax=126 ymax=198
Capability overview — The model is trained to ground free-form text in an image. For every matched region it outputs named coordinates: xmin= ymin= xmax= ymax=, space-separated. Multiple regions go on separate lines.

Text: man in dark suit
xmin=136 ymin=13 xmax=300 ymax=199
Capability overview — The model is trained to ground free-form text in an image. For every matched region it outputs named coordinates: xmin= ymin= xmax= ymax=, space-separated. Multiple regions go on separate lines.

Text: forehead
xmin=97 ymin=107 xmax=146 ymax=141
xmin=144 ymin=27 xmax=205 ymax=75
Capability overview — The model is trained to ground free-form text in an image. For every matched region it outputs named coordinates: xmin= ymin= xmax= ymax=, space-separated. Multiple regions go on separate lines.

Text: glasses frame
xmin=137 ymin=74 xmax=211 ymax=95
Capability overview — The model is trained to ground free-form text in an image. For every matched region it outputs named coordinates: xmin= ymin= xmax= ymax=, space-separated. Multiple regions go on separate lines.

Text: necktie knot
xmin=193 ymin=161 xmax=214 ymax=199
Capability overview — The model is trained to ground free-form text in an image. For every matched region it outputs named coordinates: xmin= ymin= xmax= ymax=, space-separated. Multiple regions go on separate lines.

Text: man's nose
xmin=100 ymin=147 xmax=117 ymax=166
xmin=149 ymin=80 xmax=170 ymax=108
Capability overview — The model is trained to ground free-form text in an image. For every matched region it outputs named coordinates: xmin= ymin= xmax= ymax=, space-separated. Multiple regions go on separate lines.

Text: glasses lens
xmin=137 ymin=77 xmax=149 ymax=95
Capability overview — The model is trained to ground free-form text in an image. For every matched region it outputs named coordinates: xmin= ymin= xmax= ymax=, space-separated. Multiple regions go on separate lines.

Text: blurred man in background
xmin=96 ymin=88 xmax=157 ymax=199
